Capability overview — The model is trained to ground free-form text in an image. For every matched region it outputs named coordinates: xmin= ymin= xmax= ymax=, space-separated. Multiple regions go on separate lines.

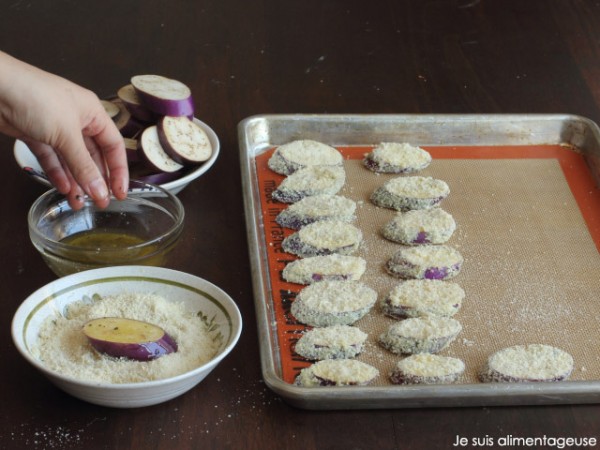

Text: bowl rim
xmin=27 ymin=179 xmax=185 ymax=255
xmin=13 ymin=117 xmax=220 ymax=192
xmin=11 ymin=266 xmax=243 ymax=389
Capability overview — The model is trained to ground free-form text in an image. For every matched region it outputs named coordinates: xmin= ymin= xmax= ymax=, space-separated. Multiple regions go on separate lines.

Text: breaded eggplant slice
xmin=272 ymin=166 xmax=346 ymax=203
xmin=370 ymin=176 xmax=449 ymax=211
xmin=382 ymin=208 xmax=456 ymax=245
xmin=389 ymin=354 xmax=465 ymax=385
xmin=282 ymin=255 xmax=367 ymax=285
xmin=378 ymin=316 xmax=462 ymax=355
xmin=364 ymin=142 xmax=432 ymax=174
xmin=268 ymin=139 xmax=343 ymax=175
xmin=276 ymin=194 xmax=356 ymax=230
xmin=380 ymin=279 xmax=464 ymax=319
xmin=480 ymin=344 xmax=574 ymax=383
xmin=294 ymin=325 xmax=368 ymax=360
xmin=290 ymin=280 xmax=377 ymax=327
xmin=386 ymin=245 xmax=463 ymax=280
xmin=282 ymin=220 xmax=362 ymax=257
xmin=294 ymin=359 xmax=379 ymax=387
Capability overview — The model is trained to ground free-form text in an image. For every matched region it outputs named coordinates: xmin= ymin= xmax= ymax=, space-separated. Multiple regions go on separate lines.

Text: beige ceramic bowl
xmin=11 ymin=266 xmax=242 ymax=408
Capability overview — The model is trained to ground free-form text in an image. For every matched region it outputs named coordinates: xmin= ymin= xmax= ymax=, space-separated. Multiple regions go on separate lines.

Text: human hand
xmin=0 ymin=51 xmax=128 ymax=209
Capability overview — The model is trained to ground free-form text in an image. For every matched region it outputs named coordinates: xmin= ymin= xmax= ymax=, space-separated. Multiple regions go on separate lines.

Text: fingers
xmin=51 ymin=92 xmax=128 ymax=206
xmin=62 ymin=164 xmax=88 ymax=210
xmin=83 ymin=135 xmax=109 ymax=180
xmin=83 ymin=111 xmax=129 ymax=200
xmin=26 ymin=140 xmax=71 ymax=194
xmin=51 ymin=128 xmax=110 ymax=206
xmin=25 ymin=101 xmax=127 ymax=209
xmin=0 ymin=52 xmax=129 ymax=207
xmin=27 ymin=140 xmax=91 ymax=210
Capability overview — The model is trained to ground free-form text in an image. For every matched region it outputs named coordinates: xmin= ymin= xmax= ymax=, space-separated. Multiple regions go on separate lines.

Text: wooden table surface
xmin=1 ymin=1 xmax=599 ymax=448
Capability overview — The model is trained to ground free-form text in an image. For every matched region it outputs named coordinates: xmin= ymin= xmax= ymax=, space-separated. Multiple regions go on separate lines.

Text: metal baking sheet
xmin=238 ymin=114 xmax=600 ymax=409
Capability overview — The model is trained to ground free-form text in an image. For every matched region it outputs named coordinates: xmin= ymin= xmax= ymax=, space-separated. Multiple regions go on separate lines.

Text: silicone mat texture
xmin=255 ymin=145 xmax=600 ymax=385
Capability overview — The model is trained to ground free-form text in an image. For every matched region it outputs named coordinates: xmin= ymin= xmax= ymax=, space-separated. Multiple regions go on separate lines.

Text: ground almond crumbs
xmin=32 ymin=293 xmax=220 ymax=383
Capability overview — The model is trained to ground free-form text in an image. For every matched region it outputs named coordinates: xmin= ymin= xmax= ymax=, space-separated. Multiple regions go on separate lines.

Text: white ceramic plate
xmin=13 ymin=118 xmax=220 ymax=195
xmin=12 ymin=266 xmax=242 ymax=408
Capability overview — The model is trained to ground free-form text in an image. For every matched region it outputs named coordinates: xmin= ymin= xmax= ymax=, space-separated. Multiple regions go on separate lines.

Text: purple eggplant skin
xmin=139 ymin=94 xmax=194 ymax=118
xmin=137 ymin=126 xmax=184 ymax=174
xmin=363 ymin=158 xmax=422 ymax=174
xmin=424 ymin=266 xmax=450 ymax=280
xmin=276 ymin=215 xmax=312 ymax=230
xmin=123 ymin=138 xmax=141 ymax=163
xmin=156 ymin=116 xmax=212 ymax=165
xmin=423 ymin=262 xmax=462 ymax=280
xmin=480 ymin=368 xmax=572 ymax=383
xmin=310 ymin=273 xmax=352 ymax=282
xmin=112 ymin=101 xmax=147 ymax=139
xmin=272 ymin=189 xmax=308 ymax=204
xmin=137 ymin=169 xmax=183 ymax=185
xmin=87 ymin=332 xmax=178 ymax=361
xmin=282 ymin=234 xmax=358 ymax=258
xmin=123 ymin=100 xmax=157 ymax=123
xmin=411 ymin=231 xmax=431 ymax=244
xmin=131 ymin=75 xmax=195 ymax=118
xmin=387 ymin=258 xmax=462 ymax=281
xmin=117 ymin=84 xmax=158 ymax=123
xmin=126 ymin=146 xmax=140 ymax=163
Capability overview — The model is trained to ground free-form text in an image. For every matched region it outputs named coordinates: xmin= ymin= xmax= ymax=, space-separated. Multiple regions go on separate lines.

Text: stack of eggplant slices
xmin=101 ymin=74 xmax=213 ymax=184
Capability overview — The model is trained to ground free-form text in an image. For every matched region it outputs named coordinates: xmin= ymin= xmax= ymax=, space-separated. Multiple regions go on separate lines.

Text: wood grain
xmin=0 ymin=0 xmax=599 ymax=448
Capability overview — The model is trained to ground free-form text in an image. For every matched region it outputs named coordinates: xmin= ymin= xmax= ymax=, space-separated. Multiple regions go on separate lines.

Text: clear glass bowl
xmin=28 ymin=180 xmax=185 ymax=277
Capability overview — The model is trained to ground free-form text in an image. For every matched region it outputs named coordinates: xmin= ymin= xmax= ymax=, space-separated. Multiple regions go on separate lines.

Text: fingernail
xmin=89 ymin=178 xmax=109 ymax=200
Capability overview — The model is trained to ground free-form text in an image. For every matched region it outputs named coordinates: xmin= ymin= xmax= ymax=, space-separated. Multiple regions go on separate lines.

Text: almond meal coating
xmin=380 ymin=279 xmax=465 ymax=319
xmin=276 ymin=194 xmax=356 ymax=230
xmin=294 ymin=359 xmax=379 ymax=387
xmin=480 ymin=344 xmax=574 ymax=383
xmin=370 ymin=176 xmax=450 ymax=211
xmin=282 ymin=255 xmax=367 ymax=284
xmin=378 ymin=316 xmax=462 ymax=355
xmin=385 ymin=245 xmax=463 ymax=280
xmin=382 ymin=208 xmax=456 ymax=245
xmin=389 ymin=354 xmax=465 ymax=385
xmin=290 ymin=280 xmax=377 ymax=327
xmin=268 ymin=139 xmax=343 ymax=175
xmin=282 ymin=220 xmax=363 ymax=257
xmin=364 ymin=142 xmax=432 ymax=174
xmin=272 ymin=165 xmax=346 ymax=203
xmin=294 ymin=325 xmax=368 ymax=360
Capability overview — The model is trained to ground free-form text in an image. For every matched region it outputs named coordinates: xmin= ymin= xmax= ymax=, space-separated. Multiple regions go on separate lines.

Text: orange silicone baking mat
xmin=255 ymin=145 xmax=600 ymax=386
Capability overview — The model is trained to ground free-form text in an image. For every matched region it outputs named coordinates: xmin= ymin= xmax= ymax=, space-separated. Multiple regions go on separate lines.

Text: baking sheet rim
xmin=239 ymin=113 xmax=600 ymax=409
